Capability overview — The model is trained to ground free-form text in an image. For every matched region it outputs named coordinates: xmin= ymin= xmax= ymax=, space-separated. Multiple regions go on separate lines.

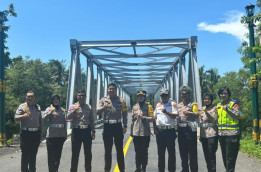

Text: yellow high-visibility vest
xmin=217 ymin=101 xmax=239 ymax=130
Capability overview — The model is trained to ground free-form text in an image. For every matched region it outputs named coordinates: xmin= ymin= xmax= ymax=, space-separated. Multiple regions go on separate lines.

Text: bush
xmin=6 ymin=120 xmax=19 ymax=139
xmin=7 ymin=139 xmax=12 ymax=146
xmin=240 ymin=135 xmax=261 ymax=160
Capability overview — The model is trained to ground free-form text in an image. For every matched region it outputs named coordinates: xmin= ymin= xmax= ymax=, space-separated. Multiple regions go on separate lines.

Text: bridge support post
xmin=86 ymin=58 xmax=95 ymax=107
xmin=66 ymin=39 xmax=80 ymax=129
xmin=104 ymin=72 xmax=109 ymax=96
xmin=169 ymin=71 xmax=174 ymax=100
xmin=188 ymin=36 xmax=202 ymax=107
xmin=173 ymin=65 xmax=179 ymax=103
xmin=76 ymin=55 xmax=82 ymax=91
xmin=96 ymin=67 xmax=103 ymax=120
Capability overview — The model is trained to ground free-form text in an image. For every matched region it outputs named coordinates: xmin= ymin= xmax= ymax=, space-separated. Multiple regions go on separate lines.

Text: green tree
xmin=199 ymin=65 xmax=220 ymax=103
xmin=46 ymin=59 xmax=69 ymax=107
xmin=1 ymin=3 xmax=17 ymax=67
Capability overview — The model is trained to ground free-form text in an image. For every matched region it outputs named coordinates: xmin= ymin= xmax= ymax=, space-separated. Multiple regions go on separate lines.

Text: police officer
xmin=131 ymin=90 xmax=154 ymax=172
xmin=14 ymin=91 xmax=42 ymax=172
xmin=199 ymin=93 xmax=218 ymax=172
xmin=154 ymin=88 xmax=177 ymax=172
xmin=97 ymin=83 xmax=128 ymax=172
xmin=43 ymin=94 xmax=67 ymax=172
xmin=67 ymin=90 xmax=95 ymax=172
xmin=217 ymin=86 xmax=240 ymax=172
xmin=177 ymin=86 xmax=199 ymax=172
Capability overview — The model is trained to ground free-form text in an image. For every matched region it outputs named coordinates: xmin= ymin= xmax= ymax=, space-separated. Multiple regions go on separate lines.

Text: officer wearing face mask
xmin=131 ymin=90 xmax=154 ymax=172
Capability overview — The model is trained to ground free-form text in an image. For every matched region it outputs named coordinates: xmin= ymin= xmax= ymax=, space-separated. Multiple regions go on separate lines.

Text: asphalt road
xmin=1 ymin=113 xmax=261 ymax=172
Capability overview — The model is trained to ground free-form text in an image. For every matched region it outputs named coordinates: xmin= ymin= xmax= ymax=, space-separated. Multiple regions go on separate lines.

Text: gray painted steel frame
xmin=66 ymin=36 xmax=202 ymax=113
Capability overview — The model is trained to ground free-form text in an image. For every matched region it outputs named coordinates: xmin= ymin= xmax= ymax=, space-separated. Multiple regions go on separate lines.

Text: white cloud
xmin=197 ymin=11 xmax=248 ymax=42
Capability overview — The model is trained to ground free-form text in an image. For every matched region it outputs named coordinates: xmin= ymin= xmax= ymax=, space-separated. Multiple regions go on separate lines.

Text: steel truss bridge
xmin=66 ymin=36 xmax=202 ymax=120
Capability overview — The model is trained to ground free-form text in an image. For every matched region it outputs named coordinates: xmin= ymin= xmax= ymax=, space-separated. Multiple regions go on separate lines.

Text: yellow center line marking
xmin=113 ymin=136 xmax=133 ymax=172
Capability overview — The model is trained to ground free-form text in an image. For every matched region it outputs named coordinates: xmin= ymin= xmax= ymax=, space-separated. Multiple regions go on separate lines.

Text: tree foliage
xmin=199 ymin=65 xmax=220 ymax=103
xmin=240 ymin=0 xmax=261 ymax=76
xmin=1 ymin=3 xmax=17 ymax=67
xmin=5 ymin=57 xmax=69 ymax=138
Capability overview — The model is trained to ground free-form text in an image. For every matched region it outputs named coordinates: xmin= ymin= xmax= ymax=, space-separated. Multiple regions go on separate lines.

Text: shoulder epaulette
xmin=20 ymin=103 xmax=27 ymax=107
xmin=156 ymin=102 xmax=161 ymax=107
xmin=35 ymin=104 xmax=41 ymax=110
xmin=231 ymin=99 xmax=238 ymax=104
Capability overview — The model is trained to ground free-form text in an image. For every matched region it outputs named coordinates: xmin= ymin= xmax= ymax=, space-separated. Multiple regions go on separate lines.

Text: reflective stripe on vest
xmin=217 ymin=101 xmax=239 ymax=130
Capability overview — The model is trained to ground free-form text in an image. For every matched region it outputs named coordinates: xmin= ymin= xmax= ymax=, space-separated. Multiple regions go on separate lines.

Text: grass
xmin=240 ymin=135 xmax=261 ymax=160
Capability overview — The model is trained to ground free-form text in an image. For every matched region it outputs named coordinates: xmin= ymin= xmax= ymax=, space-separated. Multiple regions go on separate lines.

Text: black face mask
xmin=139 ymin=100 xmax=146 ymax=106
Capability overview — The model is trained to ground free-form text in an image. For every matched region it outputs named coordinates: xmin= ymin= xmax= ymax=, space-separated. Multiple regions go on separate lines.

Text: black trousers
xmin=20 ymin=130 xmax=41 ymax=172
xmin=46 ymin=137 xmax=66 ymax=172
xmin=156 ymin=128 xmax=176 ymax=172
xmin=133 ymin=136 xmax=150 ymax=170
xmin=103 ymin=123 xmax=124 ymax=172
xmin=219 ymin=135 xmax=240 ymax=172
xmin=178 ymin=127 xmax=198 ymax=172
xmin=70 ymin=128 xmax=92 ymax=172
xmin=200 ymin=136 xmax=218 ymax=172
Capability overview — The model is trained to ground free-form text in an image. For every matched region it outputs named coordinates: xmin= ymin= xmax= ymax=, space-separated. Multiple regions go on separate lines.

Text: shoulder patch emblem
xmin=233 ymin=104 xmax=239 ymax=111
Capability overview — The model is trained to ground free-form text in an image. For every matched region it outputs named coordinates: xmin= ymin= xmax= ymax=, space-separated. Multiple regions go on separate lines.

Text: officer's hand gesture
xmin=23 ymin=112 xmax=30 ymax=118
xmin=73 ymin=104 xmax=80 ymax=112
xmin=183 ymin=107 xmax=192 ymax=115
xmin=201 ymin=107 xmax=206 ymax=112
xmin=223 ymin=105 xmax=228 ymax=111
xmin=161 ymin=108 xmax=167 ymax=114
xmin=103 ymin=102 xmax=109 ymax=109
xmin=50 ymin=106 xmax=56 ymax=112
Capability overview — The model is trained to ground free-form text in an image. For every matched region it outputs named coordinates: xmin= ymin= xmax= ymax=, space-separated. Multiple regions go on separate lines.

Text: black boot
xmin=141 ymin=164 xmax=146 ymax=172
xmin=135 ymin=163 xmax=141 ymax=172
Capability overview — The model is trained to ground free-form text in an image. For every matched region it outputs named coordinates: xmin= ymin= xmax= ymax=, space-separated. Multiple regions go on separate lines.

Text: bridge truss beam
xmin=66 ymin=37 xmax=202 ymax=118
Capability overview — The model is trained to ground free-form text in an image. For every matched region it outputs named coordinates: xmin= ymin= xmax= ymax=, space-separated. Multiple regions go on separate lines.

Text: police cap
xmin=180 ymin=85 xmax=192 ymax=94
xmin=160 ymin=88 xmax=169 ymax=95
xmin=137 ymin=90 xmax=146 ymax=96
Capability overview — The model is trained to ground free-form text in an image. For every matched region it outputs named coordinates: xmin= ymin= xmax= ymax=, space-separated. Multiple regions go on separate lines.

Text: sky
xmin=0 ymin=0 xmax=258 ymax=76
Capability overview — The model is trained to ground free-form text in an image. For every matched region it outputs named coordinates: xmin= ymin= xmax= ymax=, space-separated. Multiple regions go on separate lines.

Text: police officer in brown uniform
xmin=199 ymin=93 xmax=218 ymax=172
xmin=131 ymin=90 xmax=154 ymax=172
xmin=43 ymin=94 xmax=67 ymax=172
xmin=177 ymin=86 xmax=199 ymax=172
xmin=14 ymin=91 xmax=42 ymax=172
xmin=97 ymin=83 xmax=128 ymax=172
xmin=217 ymin=86 xmax=240 ymax=172
xmin=67 ymin=90 xmax=95 ymax=172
